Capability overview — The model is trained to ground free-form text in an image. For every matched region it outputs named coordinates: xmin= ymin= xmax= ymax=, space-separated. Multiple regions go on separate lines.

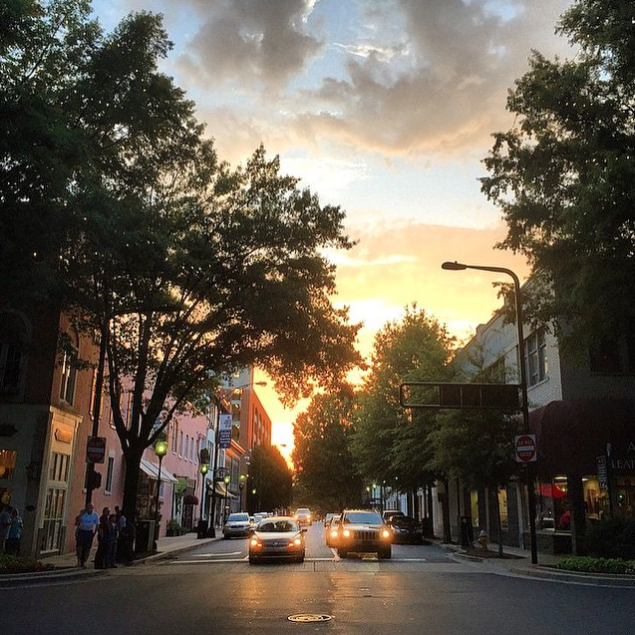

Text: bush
xmin=0 ymin=554 xmax=55 ymax=574
xmin=557 ymin=556 xmax=635 ymax=575
xmin=165 ymin=519 xmax=187 ymax=536
xmin=586 ymin=517 xmax=635 ymax=559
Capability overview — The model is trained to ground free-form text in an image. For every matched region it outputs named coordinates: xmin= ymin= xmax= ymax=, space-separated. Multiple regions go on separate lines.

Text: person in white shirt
xmin=76 ymin=502 xmax=99 ymax=568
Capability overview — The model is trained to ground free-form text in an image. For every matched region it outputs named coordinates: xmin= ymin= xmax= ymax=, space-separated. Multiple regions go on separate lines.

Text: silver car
xmin=223 ymin=512 xmax=251 ymax=539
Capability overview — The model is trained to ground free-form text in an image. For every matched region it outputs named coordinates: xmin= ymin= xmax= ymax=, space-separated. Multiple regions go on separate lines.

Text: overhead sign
xmin=218 ymin=414 xmax=233 ymax=448
xmin=515 ymin=434 xmax=537 ymax=463
xmin=400 ymin=382 xmax=521 ymax=410
xmin=86 ymin=436 xmax=106 ymax=464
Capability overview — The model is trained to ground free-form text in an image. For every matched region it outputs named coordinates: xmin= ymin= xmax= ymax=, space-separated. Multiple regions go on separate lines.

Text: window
xmin=0 ymin=312 xmax=26 ymax=395
xmin=525 ymin=329 xmax=547 ymax=386
xmin=0 ymin=450 xmax=17 ymax=480
xmin=105 ymin=456 xmax=115 ymax=493
xmin=179 ymin=431 xmax=183 ymax=457
xmin=59 ymin=346 xmax=78 ymax=404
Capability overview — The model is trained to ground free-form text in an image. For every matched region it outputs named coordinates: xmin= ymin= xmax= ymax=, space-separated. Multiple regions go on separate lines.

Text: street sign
xmin=596 ymin=455 xmax=608 ymax=489
xmin=218 ymin=413 xmax=233 ymax=448
xmin=515 ymin=434 xmax=537 ymax=463
xmin=86 ymin=436 xmax=106 ymax=464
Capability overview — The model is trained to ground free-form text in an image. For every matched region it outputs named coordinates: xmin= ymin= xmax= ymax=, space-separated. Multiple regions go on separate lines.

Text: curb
xmin=0 ymin=537 xmax=219 ymax=587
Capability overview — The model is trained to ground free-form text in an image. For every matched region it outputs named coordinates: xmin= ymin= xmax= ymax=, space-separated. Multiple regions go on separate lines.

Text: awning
xmin=211 ymin=481 xmax=237 ymax=498
xmin=183 ymin=494 xmax=199 ymax=505
xmin=139 ymin=458 xmax=178 ymax=483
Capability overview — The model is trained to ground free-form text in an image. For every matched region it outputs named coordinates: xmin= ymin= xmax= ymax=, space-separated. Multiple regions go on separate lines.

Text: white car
xmin=223 ymin=512 xmax=251 ymax=539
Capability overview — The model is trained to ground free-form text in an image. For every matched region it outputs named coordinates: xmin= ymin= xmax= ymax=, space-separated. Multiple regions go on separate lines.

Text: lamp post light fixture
xmin=239 ymin=474 xmax=246 ymax=512
xmin=153 ymin=439 xmax=169 ymax=550
xmin=223 ymin=474 xmax=231 ymax=525
xmin=441 ymin=260 xmax=538 ymax=565
xmin=198 ymin=463 xmax=209 ymax=539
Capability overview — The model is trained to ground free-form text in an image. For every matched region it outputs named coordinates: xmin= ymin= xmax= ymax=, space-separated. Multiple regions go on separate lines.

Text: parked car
xmin=382 ymin=509 xmax=405 ymax=523
xmin=336 ymin=509 xmax=392 ymax=559
xmin=387 ymin=515 xmax=424 ymax=544
xmin=223 ymin=512 xmax=251 ymax=539
xmin=325 ymin=513 xmax=341 ymax=547
xmin=294 ymin=507 xmax=312 ymax=526
xmin=248 ymin=516 xmax=306 ymax=563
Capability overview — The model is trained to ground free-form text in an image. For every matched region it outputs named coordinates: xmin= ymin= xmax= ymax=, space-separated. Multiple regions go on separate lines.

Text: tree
xmin=481 ymin=0 xmax=635 ymax=351
xmin=246 ymin=444 xmax=293 ymax=513
xmin=291 ymin=387 xmax=363 ymax=513
xmin=351 ymin=305 xmax=455 ymax=495
xmin=2 ymin=4 xmax=361 ymax=523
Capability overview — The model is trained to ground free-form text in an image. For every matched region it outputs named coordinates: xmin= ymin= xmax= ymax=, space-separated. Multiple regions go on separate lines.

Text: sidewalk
xmin=0 ymin=532 xmax=219 ymax=586
xmin=440 ymin=541 xmax=635 ymax=587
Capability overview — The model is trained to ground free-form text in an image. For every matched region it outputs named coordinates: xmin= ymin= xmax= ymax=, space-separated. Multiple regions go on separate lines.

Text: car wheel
xmin=337 ymin=548 xmax=347 ymax=559
xmin=223 ymin=534 xmax=230 ymax=540
xmin=379 ymin=548 xmax=392 ymax=560
xmin=248 ymin=555 xmax=257 ymax=564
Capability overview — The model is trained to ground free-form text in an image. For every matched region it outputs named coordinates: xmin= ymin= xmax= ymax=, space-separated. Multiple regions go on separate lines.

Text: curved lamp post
xmin=239 ymin=474 xmax=246 ymax=511
xmin=223 ymin=474 xmax=231 ymax=525
xmin=442 ymin=260 xmax=538 ymax=564
xmin=153 ymin=439 xmax=169 ymax=550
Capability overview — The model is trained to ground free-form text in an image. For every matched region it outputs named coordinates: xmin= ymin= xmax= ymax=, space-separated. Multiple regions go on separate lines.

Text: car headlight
xmin=293 ymin=538 xmax=302 ymax=546
xmin=250 ymin=538 xmax=261 ymax=548
xmin=343 ymin=529 xmax=351 ymax=538
xmin=330 ymin=529 xmax=338 ymax=538
xmin=381 ymin=529 xmax=391 ymax=539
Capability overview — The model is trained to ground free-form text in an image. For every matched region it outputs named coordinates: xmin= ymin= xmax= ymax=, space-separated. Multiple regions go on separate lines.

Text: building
xmin=445 ymin=281 xmax=635 ymax=554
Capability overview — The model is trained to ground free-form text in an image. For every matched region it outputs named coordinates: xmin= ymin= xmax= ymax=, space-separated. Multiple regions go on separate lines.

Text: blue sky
xmin=89 ymin=0 xmax=576 ymax=447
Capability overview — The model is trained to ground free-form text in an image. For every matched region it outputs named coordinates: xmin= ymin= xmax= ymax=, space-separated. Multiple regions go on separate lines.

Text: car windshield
xmin=258 ymin=520 xmax=299 ymax=533
xmin=228 ymin=513 xmax=249 ymax=522
xmin=391 ymin=516 xmax=415 ymax=526
xmin=343 ymin=512 xmax=382 ymax=524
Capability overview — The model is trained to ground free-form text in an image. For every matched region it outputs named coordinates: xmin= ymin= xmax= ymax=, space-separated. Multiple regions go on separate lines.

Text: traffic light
xmin=92 ymin=471 xmax=102 ymax=490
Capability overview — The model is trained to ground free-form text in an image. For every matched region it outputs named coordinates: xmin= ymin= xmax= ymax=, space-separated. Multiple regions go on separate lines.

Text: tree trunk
xmin=493 ymin=487 xmax=504 ymax=557
xmin=122 ymin=444 xmax=145 ymax=525
xmin=441 ymin=479 xmax=452 ymax=543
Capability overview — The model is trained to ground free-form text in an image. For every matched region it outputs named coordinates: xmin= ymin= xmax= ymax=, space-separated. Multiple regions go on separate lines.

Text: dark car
xmin=382 ymin=509 xmax=405 ymax=523
xmin=248 ymin=516 xmax=306 ymax=563
xmin=336 ymin=509 xmax=392 ymax=559
xmin=387 ymin=515 xmax=424 ymax=544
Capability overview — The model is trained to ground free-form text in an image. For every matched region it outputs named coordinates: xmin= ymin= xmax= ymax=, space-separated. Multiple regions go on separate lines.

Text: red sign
xmin=515 ymin=434 xmax=537 ymax=463
xmin=86 ymin=436 xmax=106 ymax=464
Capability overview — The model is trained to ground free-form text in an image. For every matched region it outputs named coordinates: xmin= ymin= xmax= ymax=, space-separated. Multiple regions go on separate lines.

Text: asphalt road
xmin=5 ymin=524 xmax=635 ymax=635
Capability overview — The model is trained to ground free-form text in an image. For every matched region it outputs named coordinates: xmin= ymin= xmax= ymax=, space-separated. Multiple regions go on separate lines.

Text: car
xmin=387 ymin=515 xmax=424 ymax=544
xmin=323 ymin=512 xmax=336 ymax=527
xmin=294 ymin=507 xmax=312 ymax=526
xmin=248 ymin=516 xmax=306 ymax=563
xmin=325 ymin=513 xmax=341 ymax=547
xmin=222 ymin=512 xmax=251 ymax=539
xmin=336 ymin=509 xmax=392 ymax=559
xmin=382 ymin=509 xmax=405 ymax=523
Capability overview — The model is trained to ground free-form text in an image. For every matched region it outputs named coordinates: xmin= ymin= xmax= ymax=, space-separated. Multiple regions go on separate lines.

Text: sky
xmin=90 ymin=0 xmax=577 ymax=461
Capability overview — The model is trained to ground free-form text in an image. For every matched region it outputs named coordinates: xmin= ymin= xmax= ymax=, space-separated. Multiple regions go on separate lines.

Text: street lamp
xmin=223 ymin=474 xmax=231 ymax=525
xmin=239 ymin=474 xmax=246 ymax=511
xmin=442 ymin=260 xmax=538 ymax=564
xmin=208 ymin=380 xmax=267 ymax=537
xmin=153 ymin=439 xmax=168 ymax=551
xmin=198 ymin=463 xmax=209 ymax=539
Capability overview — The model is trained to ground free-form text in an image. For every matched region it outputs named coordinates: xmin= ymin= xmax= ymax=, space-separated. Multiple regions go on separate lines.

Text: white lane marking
xmin=190 ymin=552 xmax=242 ymax=557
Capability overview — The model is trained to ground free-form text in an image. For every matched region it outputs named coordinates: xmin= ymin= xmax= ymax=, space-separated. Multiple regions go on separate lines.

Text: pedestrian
xmin=115 ymin=506 xmax=134 ymax=565
xmin=94 ymin=506 xmax=111 ymax=569
xmin=105 ymin=513 xmax=119 ymax=568
xmin=76 ymin=503 xmax=99 ymax=568
xmin=6 ymin=508 xmax=23 ymax=556
xmin=0 ymin=505 xmax=13 ymax=554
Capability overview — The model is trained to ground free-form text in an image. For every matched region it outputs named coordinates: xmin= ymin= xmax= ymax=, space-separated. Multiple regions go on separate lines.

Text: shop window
xmin=49 ymin=452 xmax=70 ymax=483
xmin=0 ymin=450 xmax=17 ymax=480
xmin=497 ymin=487 xmax=508 ymax=530
xmin=525 ymin=329 xmax=547 ymax=386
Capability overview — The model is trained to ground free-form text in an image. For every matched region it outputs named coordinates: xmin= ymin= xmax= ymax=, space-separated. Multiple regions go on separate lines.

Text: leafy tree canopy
xmin=350 ymin=305 xmax=455 ymax=490
xmin=292 ymin=386 xmax=363 ymax=513
xmin=481 ymin=0 xmax=635 ymax=349
xmin=246 ymin=444 xmax=293 ymax=513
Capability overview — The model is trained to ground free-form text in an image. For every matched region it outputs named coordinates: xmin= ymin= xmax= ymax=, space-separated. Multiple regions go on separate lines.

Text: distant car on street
xmin=294 ymin=507 xmax=312 ymax=526
xmin=223 ymin=512 xmax=251 ymax=539
xmin=325 ymin=513 xmax=341 ymax=547
xmin=387 ymin=515 xmax=424 ymax=544
xmin=382 ymin=509 xmax=405 ymax=523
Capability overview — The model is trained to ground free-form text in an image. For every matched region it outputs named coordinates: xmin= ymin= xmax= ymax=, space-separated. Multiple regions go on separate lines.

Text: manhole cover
xmin=288 ymin=614 xmax=333 ymax=623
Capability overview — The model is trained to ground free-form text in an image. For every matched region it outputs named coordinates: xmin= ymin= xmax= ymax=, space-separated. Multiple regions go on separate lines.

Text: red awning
xmin=183 ymin=494 xmax=199 ymax=505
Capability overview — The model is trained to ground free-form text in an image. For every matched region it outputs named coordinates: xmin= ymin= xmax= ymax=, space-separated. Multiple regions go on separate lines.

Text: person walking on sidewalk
xmin=6 ymin=507 xmax=23 ymax=556
xmin=94 ymin=506 xmax=111 ymax=569
xmin=0 ymin=505 xmax=13 ymax=554
xmin=76 ymin=503 xmax=99 ymax=568
xmin=105 ymin=513 xmax=119 ymax=568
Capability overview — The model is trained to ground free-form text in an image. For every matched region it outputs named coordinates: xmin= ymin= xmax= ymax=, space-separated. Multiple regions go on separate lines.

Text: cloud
xmin=175 ymin=0 xmax=324 ymax=91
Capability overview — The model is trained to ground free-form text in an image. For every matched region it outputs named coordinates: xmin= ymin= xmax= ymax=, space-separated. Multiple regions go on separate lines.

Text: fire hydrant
xmin=477 ymin=529 xmax=488 ymax=550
